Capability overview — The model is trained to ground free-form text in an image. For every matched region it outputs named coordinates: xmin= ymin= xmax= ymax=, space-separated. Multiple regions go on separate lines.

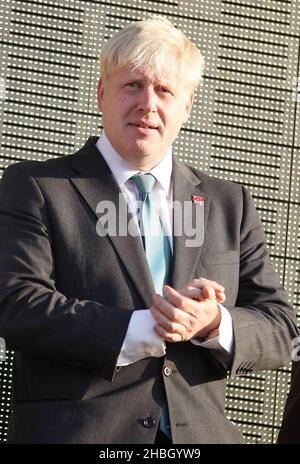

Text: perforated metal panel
xmin=0 ymin=0 xmax=299 ymax=444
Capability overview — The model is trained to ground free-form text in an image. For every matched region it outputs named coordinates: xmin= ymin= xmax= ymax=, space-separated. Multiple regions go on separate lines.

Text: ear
xmin=97 ymin=79 xmax=104 ymax=112
xmin=183 ymin=92 xmax=194 ymax=123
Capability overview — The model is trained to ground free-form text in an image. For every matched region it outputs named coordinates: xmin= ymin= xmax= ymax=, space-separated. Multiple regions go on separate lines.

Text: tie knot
xmin=132 ymin=173 xmax=156 ymax=197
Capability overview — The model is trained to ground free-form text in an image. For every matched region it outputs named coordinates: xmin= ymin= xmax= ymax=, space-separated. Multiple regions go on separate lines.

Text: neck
xmin=121 ymin=152 xmax=166 ymax=171
xmin=130 ymin=160 xmax=162 ymax=172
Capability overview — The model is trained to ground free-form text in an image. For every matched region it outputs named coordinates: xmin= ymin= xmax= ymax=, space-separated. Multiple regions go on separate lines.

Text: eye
xmin=157 ymin=86 xmax=173 ymax=96
xmin=126 ymin=82 xmax=140 ymax=89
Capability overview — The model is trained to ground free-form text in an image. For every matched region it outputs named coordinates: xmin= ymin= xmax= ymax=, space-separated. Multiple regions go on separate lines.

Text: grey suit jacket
xmin=0 ymin=136 xmax=297 ymax=444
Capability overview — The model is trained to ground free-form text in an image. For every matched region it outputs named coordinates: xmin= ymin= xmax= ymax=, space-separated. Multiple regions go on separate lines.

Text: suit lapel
xmin=171 ymin=158 xmax=211 ymax=290
xmin=68 ymin=137 xmax=155 ymax=308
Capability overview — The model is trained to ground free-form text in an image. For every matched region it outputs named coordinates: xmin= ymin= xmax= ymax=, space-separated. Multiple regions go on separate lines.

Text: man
xmin=0 ymin=16 xmax=297 ymax=444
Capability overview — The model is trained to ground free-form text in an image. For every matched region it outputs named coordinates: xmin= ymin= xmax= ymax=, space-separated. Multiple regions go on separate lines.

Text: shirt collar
xmin=95 ymin=131 xmax=173 ymax=196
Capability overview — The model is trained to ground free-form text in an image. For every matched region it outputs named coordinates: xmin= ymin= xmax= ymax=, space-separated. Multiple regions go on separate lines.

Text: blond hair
xmin=99 ymin=16 xmax=205 ymax=94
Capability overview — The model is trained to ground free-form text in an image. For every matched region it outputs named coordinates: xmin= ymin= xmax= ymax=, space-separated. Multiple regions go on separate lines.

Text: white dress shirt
xmin=96 ymin=131 xmax=234 ymax=367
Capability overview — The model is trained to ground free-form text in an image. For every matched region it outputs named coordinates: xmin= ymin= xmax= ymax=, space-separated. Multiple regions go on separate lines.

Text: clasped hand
xmin=150 ymin=278 xmax=225 ymax=343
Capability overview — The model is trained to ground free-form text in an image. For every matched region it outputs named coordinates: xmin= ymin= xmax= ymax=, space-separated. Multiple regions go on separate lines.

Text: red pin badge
xmin=191 ymin=195 xmax=204 ymax=206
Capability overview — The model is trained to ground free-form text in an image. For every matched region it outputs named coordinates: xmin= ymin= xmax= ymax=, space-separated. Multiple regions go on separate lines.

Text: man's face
xmin=97 ymin=64 xmax=193 ymax=169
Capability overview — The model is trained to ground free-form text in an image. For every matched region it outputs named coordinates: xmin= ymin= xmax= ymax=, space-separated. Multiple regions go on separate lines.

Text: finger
xmin=201 ymin=286 xmax=216 ymax=300
xmin=177 ymin=286 xmax=203 ymax=300
xmin=151 ymin=305 xmax=188 ymax=333
xmin=201 ymin=287 xmax=225 ymax=304
xmin=216 ymin=291 xmax=226 ymax=303
xmin=152 ymin=293 xmax=179 ymax=320
xmin=152 ymin=294 xmax=193 ymax=329
xmin=191 ymin=278 xmax=224 ymax=292
xmin=153 ymin=323 xmax=185 ymax=343
xmin=162 ymin=286 xmax=198 ymax=317
xmin=178 ymin=285 xmax=226 ymax=304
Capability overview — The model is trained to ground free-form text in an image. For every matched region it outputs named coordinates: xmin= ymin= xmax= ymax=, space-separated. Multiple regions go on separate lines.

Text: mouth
xmin=129 ymin=122 xmax=159 ymax=131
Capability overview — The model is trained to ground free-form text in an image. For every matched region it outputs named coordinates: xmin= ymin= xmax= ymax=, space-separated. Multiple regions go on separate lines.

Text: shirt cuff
xmin=117 ymin=309 xmax=166 ymax=366
xmin=190 ymin=304 xmax=234 ymax=355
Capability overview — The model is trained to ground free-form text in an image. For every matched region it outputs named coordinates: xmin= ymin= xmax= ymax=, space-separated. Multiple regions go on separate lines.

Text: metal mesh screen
xmin=0 ymin=0 xmax=299 ymax=444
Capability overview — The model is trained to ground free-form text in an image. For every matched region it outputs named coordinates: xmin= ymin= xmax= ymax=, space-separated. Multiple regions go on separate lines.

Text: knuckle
xmin=193 ymin=277 xmax=208 ymax=287
xmin=193 ymin=288 xmax=202 ymax=298
xmin=177 ymin=295 xmax=186 ymax=307
xmin=169 ymin=321 xmax=176 ymax=332
xmin=170 ymin=308 xmax=177 ymax=319
xmin=189 ymin=319 xmax=197 ymax=331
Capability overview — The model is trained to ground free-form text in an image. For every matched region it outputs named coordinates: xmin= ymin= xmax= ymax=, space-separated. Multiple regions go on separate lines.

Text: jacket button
xmin=164 ymin=366 xmax=171 ymax=376
xmin=143 ymin=417 xmax=156 ymax=429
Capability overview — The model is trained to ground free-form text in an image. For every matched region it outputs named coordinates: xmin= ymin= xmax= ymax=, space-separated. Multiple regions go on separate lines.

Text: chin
xmin=130 ymin=142 xmax=152 ymax=158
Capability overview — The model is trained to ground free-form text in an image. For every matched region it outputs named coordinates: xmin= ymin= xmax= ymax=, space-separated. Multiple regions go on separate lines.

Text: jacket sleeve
xmin=228 ymin=186 xmax=298 ymax=376
xmin=0 ymin=163 xmax=132 ymax=381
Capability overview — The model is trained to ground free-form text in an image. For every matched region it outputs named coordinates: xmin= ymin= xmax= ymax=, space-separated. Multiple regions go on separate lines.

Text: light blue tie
xmin=132 ymin=173 xmax=172 ymax=439
xmin=132 ymin=173 xmax=171 ymax=295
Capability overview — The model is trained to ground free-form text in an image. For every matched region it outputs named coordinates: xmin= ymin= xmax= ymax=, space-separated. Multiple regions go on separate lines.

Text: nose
xmin=137 ymin=86 xmax=157 ymax=113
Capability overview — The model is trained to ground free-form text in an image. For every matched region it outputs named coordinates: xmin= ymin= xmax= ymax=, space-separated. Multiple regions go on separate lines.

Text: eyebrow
xmin=122 ymin=75 xmax=176 ymax=92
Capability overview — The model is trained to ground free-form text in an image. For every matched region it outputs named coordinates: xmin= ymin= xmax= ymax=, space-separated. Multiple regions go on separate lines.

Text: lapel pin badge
xmin=191 ymin=195 xmax=204 ymax=206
